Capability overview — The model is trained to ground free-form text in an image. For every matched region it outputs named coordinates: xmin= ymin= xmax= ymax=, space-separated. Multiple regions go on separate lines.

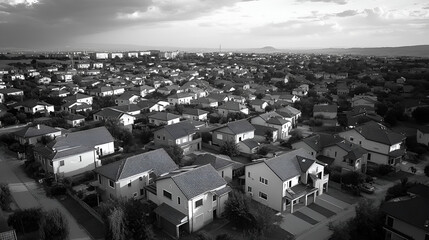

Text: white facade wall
xmin=95 ymin=142 xmax=115 ymax=156
xmin=52 ymin=150 xmax=99 ymax=177
xmin=417 ymin=130 xmax=429 ymax=146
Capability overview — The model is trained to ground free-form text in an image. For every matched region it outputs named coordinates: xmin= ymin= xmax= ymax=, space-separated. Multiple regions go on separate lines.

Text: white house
xmin=168 ymin=93 xmax=194 ymax=105
xmin=95 ymin=148 xmax=178 ymax=201
xmin=245 ymin=148 xmax=329 ymax=213
xmin=148 ymin=112 xmax=181 ymax=126
xmin=147 ymin=165 xmax=231 ymax=238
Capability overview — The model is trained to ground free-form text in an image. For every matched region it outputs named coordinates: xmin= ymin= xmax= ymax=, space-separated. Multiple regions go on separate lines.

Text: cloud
xmin=296 ymin=0 xmax=348 ymax=5
xmin=336 ymin=10 xmax=358 ymax=17
xmin=0 ymin=0 xmax=244 ymax=48
xmin=251 ymin=19 xmax=341 ymax=37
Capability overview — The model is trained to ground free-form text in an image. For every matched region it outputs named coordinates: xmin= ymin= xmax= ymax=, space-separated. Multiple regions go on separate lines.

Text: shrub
xmin=0 ymin=183 xmax=11 ymax=211
xmin=49 ymin=184 xmax=67 ymax=196
xmin=377 ymin=164 xmax=393 ymax=176
xmin=8 ymin=208 xmax=43 ymax=233
xmin=83 ymin=194 xmax=98 ymax=207
xmin=257 ymin=146 xmax=269 ymax=156
xmin=39 ymin=209 xmax=69 ymax=240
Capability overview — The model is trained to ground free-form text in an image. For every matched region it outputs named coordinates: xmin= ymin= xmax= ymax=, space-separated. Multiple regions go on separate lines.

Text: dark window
xmin=60 ymin=160 xmax=64 ymax=166
xmin=386 ymin=216 xmax=393 ymax=227
xmin=259 ymin=192 xmax=267 ymax=200
xmin=140 ymin=189 xmax=144 ymax=196
xmin=128 ymin=182 xmax=131 ymax=187
xmin=367 ymin=153 xmax=371 ymax=160
xmin=163 ymin=190 xmax=172 ymax=200
xmin=247 ymin=186 xmax=252 ymax=192
xmin=177 ymin=197 xmax=181 ymax=205
xmin=213 ymin=195 xmax=217 ymax=201
xmin=109 ymin=180 xmax=115 ymax=188
xmin=195 ymin=199 xmax=203 ymax=208
xmin=98 ymin=175 xmax=102 ymax=184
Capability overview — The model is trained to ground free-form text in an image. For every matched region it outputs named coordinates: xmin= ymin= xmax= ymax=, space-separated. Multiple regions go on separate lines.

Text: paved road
xmin=0 ymin=146 xmax=92 ymax=240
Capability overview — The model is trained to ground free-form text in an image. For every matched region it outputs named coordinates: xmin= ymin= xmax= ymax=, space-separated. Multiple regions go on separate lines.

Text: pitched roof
xmin=381 ymin=196 xmax=429 ymax=232
xmin=300 ymin=133 xmax=343 ymax=152
xmin=148 ymin=112 xmax=180 ymax=121
xmin=64 ymin=93 xmax=92 ymax=102
xmin=14 ymin=124 xmax=60 ymax=138
xmin=353 ymin=121 xmax=406 ymax=145
xmin=169 ymin=165 xmax=227 ymax=199
xmin=160 ymin=120 xmax=197 ymax=139
xmin=216 ymin=119 xmax=255 ymax=135
xmin=240 ymin=139 xmax=260 ymax=149
xmin=34 ymin=145 xmax=94 ymax=161
xmin=193 ymin=153 xmax=235 ymax=170
xmin=313 ymin=104 xmax=338 ymax=113
xmin=95 ymin=148 xmax=178 ymax=181
xmin=182 ymin=108 xmax=209 ymax=116
xmin=218 ymin=101 xmax=247 ymax=111
xmin=263 ymin=148 xmax=316 ymax=181
xmin=51 ymin=126 xmax=114 ymax=149
xmin=255 ymin=111 xmax=283 ymax=121
xmin=94 ymin=108 xmax=123 ymax=119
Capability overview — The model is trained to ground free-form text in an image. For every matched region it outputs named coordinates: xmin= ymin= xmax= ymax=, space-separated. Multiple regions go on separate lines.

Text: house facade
xmin=154 ymin=121 xmax=202 ymax=154
xmin=212 ymin=120 xmax=255 ymax=146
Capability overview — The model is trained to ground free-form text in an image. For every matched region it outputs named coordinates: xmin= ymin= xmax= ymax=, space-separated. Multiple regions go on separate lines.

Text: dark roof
xmin=109 ymin=104 xmax=141 ymax=113
xmin=94 ymin=108 xmax=123 ymax=119
xmin=381 ymin=196 xmax=429 ymax=232
xmin=218 ymin=101 xmax=247 ymax=111
xmin=353 ymin=121 xmax=406 ymax=145
xmin=252 ymin=124 xmax=277 ymax=136
xmin=154 ymin=203 xmax=188 ymax=225
xmin=240 ymin=139 xmax=260 ymax=149
xmin=418 ymin=125 xmax=429 ymax=134
xmin=266 ymin=117 xmax=289 ymax=125
xmin=95 ymin=148 xmax=178 ymax=181
xmin=300 ymin=133 xmax=343 ymax=152
xmin=161 ymin=120 xmax=197 ymax=139
xmin=64 ymin=93 xmax=92 ymax=102
xmin=182 ymin=108 xmax=209 ymax=116
xmin=169 ymin=165 xmax=227 ymax=199
xmin=51 ymin=126 xmax=114 ymax=149
xmin=264 ymin=148 xmax=316 ymax=181
xmin=64 ymin=114 xmax=85 ymax=121
xmin=193 ymin=153 xmax=235 ymax=170
xmin=220 ymin=119 xmax=255 ymax=135
xmin=148 ymin=112 xmax=180 ymax=121
xmin=407 ymin=184 xmax=429 ymax=199
xmin=14 ymin=124 xmax=60 ymax=138
xmin=313 ymin=104 xmax=338 ymax=113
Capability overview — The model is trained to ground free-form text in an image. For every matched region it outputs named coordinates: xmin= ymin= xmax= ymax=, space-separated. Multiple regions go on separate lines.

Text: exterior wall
xmin=291 ymin=142 xmax=317 ymax=157
xmin=417 ymin=130 xmax=429 ymax=146
xmin=237 ymin=142 xmax=256 ymax=154
xmin=119 ymin=114 xmax=135 ymax=126
xmin=182 ymin=114 xmax=208 ymax=121
xmin=51 ymin=150 xmax=98 ymax=178
xmin=306 ymin=162 xmax=328 ymax=195
xmin=245 ymin=163 xmax=283 ymax=212
xmin=322 ymin=145 xmax=347 ymax=162
xmin=117 ymin=173 xmax=150 ymax=200
xmin=97 ymin=174 xmax=119 ymax=200
xmin=352 ymin=99 xmax=375 ymax=108
xmin=18 ymin=131 xmax=62 ymax=145
xmin=387 ymin=216 xmax=427 ymax=240
xmin=218 ymin=166 xmax=233 ymax=182
xmin=149 ymin=117 xmax=180 ymax=126
xmin=95 ymin=142 xmax=115 ymax=156
xmin=233 ymin=131 xmax=254 ymax=143
xmin=314 ymin=111 xmax=337 ymax=119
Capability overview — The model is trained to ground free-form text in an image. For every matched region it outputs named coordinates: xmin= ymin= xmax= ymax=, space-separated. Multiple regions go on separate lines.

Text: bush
xmin=0 ymin=183 xmax=11 ymax=211
xmin=8 ymin=208 xmax=43 ymax=233
xmin=330 ymin=173 xmax=342 ymax=183
xmin=377 ymin=164 xmax=393 ymax=176
xmin=257 ymin=146 xmax=269 ymax=156
xmin=49 ymin=184 xmax=67 ymax=196
xmin=83 ymin=194 xmax=98 ymax=207
xmin=39 ymin=209 xmax=69 ymax=240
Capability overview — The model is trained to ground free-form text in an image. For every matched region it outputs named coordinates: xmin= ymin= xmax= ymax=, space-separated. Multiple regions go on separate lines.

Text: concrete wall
xmin=53 ymin=150 xmax=99 ymax=178
xmin=417 ymin=129 xmax=429 ymax=146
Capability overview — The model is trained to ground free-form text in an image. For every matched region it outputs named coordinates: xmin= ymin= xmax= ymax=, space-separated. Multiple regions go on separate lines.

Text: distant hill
xmin=294 ymin=45 xmax=429 ymax=57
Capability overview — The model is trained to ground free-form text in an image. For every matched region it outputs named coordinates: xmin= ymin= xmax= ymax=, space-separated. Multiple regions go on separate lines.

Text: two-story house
xmin=338 ymin=121 xmax=406 ymax=166
xmin=182 ymin=108 xmax=208 ymax=121
xmin=154 ymin=121 xmax=202 ymax=154
xmin=218 ymin=101 xmax=249 ymax=116
xmin=13 ymin=124 xmax=62 ymax=145
xmin=245 ymin=148 xmax=329 ymax=213
xmin=148 ymin=112 xmax=181 ymax=126
xmin=249 ymin=99 xmax=269 ymax=113
xmin=212 ymin=119 xmax=255 ymax=146
xmin=250 ymin=112 xmax=292 ymax=140
xmin=94 ymin=148 xmax=178 ymax=201
xmin=192 ymin=153 xmax=235 ymax=182
xmin=147 ymin=165 xmax=231 ymax=238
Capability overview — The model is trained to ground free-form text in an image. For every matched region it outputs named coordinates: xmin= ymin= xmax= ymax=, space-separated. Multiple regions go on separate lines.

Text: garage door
xmin=194 ymin=213 xmax=204 ymax=231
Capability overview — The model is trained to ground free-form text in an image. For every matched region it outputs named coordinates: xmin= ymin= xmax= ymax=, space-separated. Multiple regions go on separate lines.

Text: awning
xmin=154 ymin=203 xmax=188 ymax=226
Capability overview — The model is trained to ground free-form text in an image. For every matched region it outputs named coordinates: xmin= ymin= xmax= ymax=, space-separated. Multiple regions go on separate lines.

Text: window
xmin=213 ymin=195 xmax=217 ymax=201
xmin=60 ymin=160 xmax=64 ymax=166
xmin=163 ymin=190 xmax=172 ymax=200
xmin=162 ymin=136 xmax=165 ymax=140
xmin=79 ymin=156 xmax=82 ymax=162
xmin=259 ymin=177 xmax=268 ymax=185
xmin=359 ymin=141 xmax=362 ymax=145
xmin=195 ymin=199 xmax=203 ymax=208
xmin=349 ymin=137 xmax=354 ymax=141
xmin=367 ymin=153 xmax=371 ymax=160
xmin=98 ymin=175 xmax=102 ymax=184
xmin=140 ymin=189 xmax=144 ymax=196
xmin=157 ymin=135 xmax=160 ymax=139
xmin=177 ymin=197 xmax=181 ymax=205
xmin=133 ymin=192 xmax=138 ymax=198
xmin=247 ymin=172 xmax=250 ymax=178
xmin=221 ymin=171 xmax=224 ymax=178
xmin=139 ymin=176 xmax=143 ymax=181
xmin=425 ymin=234 xmax=429 ymax=240
xmin=334 ymin=152 xmax=337 ymax=157
xmin=217 ymin=134 xmax=223 ymax=140
xmin=386 ymin=216 xmax=393 ymax=227
xmin=248 ymin=186 xmax=252 ymax=192
xmin=259 ymin=192 xmax=267 ymax=200
xmin=109 ymin=180 xmax=115 ymax=188
xmin=288 ymin=181 xmax=292 ymax=188
xmin=128 ymin=181 xmax=131 ymax=187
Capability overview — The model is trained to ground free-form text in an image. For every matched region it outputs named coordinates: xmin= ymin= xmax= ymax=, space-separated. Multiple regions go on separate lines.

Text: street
xmin=0 ymin=146 xmax=92 ymax=240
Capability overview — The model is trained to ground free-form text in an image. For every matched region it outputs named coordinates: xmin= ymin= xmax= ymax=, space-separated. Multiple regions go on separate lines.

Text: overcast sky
xmin=0 ymin=0 xmax=428 ymax=50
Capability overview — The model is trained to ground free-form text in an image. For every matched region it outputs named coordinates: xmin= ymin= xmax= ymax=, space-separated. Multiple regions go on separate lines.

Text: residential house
xmin=238 ymin=139 xmax=260 ymax=155
xmin=0 ymin=88 xmax=24 ymax=103
xmin=338 ymin=121 xmax=406 ymax=166
xmin=148 ymin=112 xmax=181 ymax=126
xmin=292 ymin=85 xmax=308 ymax=97
xmin=15 ymin=100 xmax=54 ymax=114
xmin=95 ymin=148 xmax=178 ymax=201
xmin=61 ymin=101 xmax=92 ymax=114
xmin=345 ymin=106 xmax=383 ymax=127
xmin=147 ymin=165 xmax=231 ymax=238
xmin=292 ymin=133 xmax=368 ymax=173
xmin=182 ymin=108 xmax=208 ymax=121
xmin=218 ymin=101 xmax=249 ymax=116
xmin=212 ymin=119 xmax=255 ymax=146
xmin=279 ymin=94 xmax=300 ymax=104
xmin=276 ymin=106 xmax=302 ymax=127
xmin=245 ymin=148 xmax=329 ymax=213
xmin=88 ymin=86 xmax=125 ymax=97
xmin=168 ymin=93 xmax=194 ymax=105
xmin=13 ymin=124 xmax=62 ymax=145
xmin=36 ymin=76 xmax=51 ymax=85
xmin=191 ymin=97 xmax=218 ymax=108
xmin=115 ymin=92 xmax=140 ymax=106
xmin=93 ymin=108 xmax=136 ymax=129
xmin=64 ymin=93 xmax=93 ymax=105
xmin=351 ymin=95 xmax=379 ymax=108
xmin=249 ymin=99 xmax=269 ymax=113
xmin=250 ymin=112 xmax=291 ymax=140
xmin=313 ymin=104 xmax=338 ymax=126
xmin=381 ymin=184 xmax=429 ymax=240
xmin=64 ymin=114 xmax=85 ymax=127
xmin=135 ymin=85 xmax=156 ymax=97
xmin=137 ymin=100 xmax=165 ymax=113
xmin=192 ymin=153 xmax=235 ymax=182
xmin=154 ymin=120 xmax=202 ymax=154
xmin=253 ymin=124 xmax=278 ymax=143
xmin=417 ymin=126 xmax=429 ymax=147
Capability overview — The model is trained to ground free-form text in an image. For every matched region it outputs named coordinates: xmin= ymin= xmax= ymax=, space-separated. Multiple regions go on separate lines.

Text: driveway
xmin=279 ymin=191 xmax=352 ymax=238
xmin=0 ymin=146 xmax=92 ymax=240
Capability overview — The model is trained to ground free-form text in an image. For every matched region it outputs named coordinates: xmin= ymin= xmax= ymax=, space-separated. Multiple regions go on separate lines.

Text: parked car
xmin=359 ymin=183 xmax=375 ymax=194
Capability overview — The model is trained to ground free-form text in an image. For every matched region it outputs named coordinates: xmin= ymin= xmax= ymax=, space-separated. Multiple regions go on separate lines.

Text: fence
xmin=66 ymin=190 xmax=104 ymax=224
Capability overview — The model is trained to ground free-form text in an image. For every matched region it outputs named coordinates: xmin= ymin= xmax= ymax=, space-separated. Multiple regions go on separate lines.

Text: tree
xmin=412 ymin=106 xmax=429 ymax=124
xmin=264 ymin=105 xmax=274 ymax=112
xmin=264 ymin=130 xmax=273 ymax=142
xmin=165 ymin=145 xmax=184 ymax=165
xmin=0 ymin=183 xmax=11 ymax=211
xmin=39 ymin=209 xmax=69 ymax=240
xmin=123 ymin=200 xmax=156 ymax=240
xmin=139 ymin=126 xmax=154 ymax=144
xmin=220 ymin=140 xmax=240 ymax=157
xmin=107 ymin=207 xmax=126 ymax=240
xmin=8 ymin=208 xmax=43 ymax=233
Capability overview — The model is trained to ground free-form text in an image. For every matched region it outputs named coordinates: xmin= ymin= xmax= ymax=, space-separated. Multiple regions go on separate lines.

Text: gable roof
xmin=159 ymin=120 xmax=197 ymax=139
xmin=218 ymin=101 xmax=247 ymax=111
xmin=51 ymin=126 xmax=114 ymax=149
xmin=216 ymin=119 xmax=255 ymax=135
xmin=95 ymin=148 xmax=178 ymax=181
xmin=353 ymin=121 xmax=406 ymax=145
xmin=262 ymin=148 xmax=316 ymax=181
xmin=169 ymin=165 xmax=227 ymax=199
xmin=148 ymin=112 xmax=180 ymax=121
xmin=182 ymin=108 xmax=209 ymax=116
xmin=14 ymin=124 xmax=61 ymax=138
xmin=313 ymin=104 xmax=338 ymax=113
xmin=193 ymin=153 xmax=235 ymax=170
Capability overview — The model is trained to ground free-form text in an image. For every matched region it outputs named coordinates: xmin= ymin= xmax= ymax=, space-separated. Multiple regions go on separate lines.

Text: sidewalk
xmin=0 ymin=147 xmax=92 ymax=240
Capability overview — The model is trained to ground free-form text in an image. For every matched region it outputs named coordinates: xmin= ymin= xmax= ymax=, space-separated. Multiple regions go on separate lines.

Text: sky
xmin=0 ymin=0 xmax=428 ymax=50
